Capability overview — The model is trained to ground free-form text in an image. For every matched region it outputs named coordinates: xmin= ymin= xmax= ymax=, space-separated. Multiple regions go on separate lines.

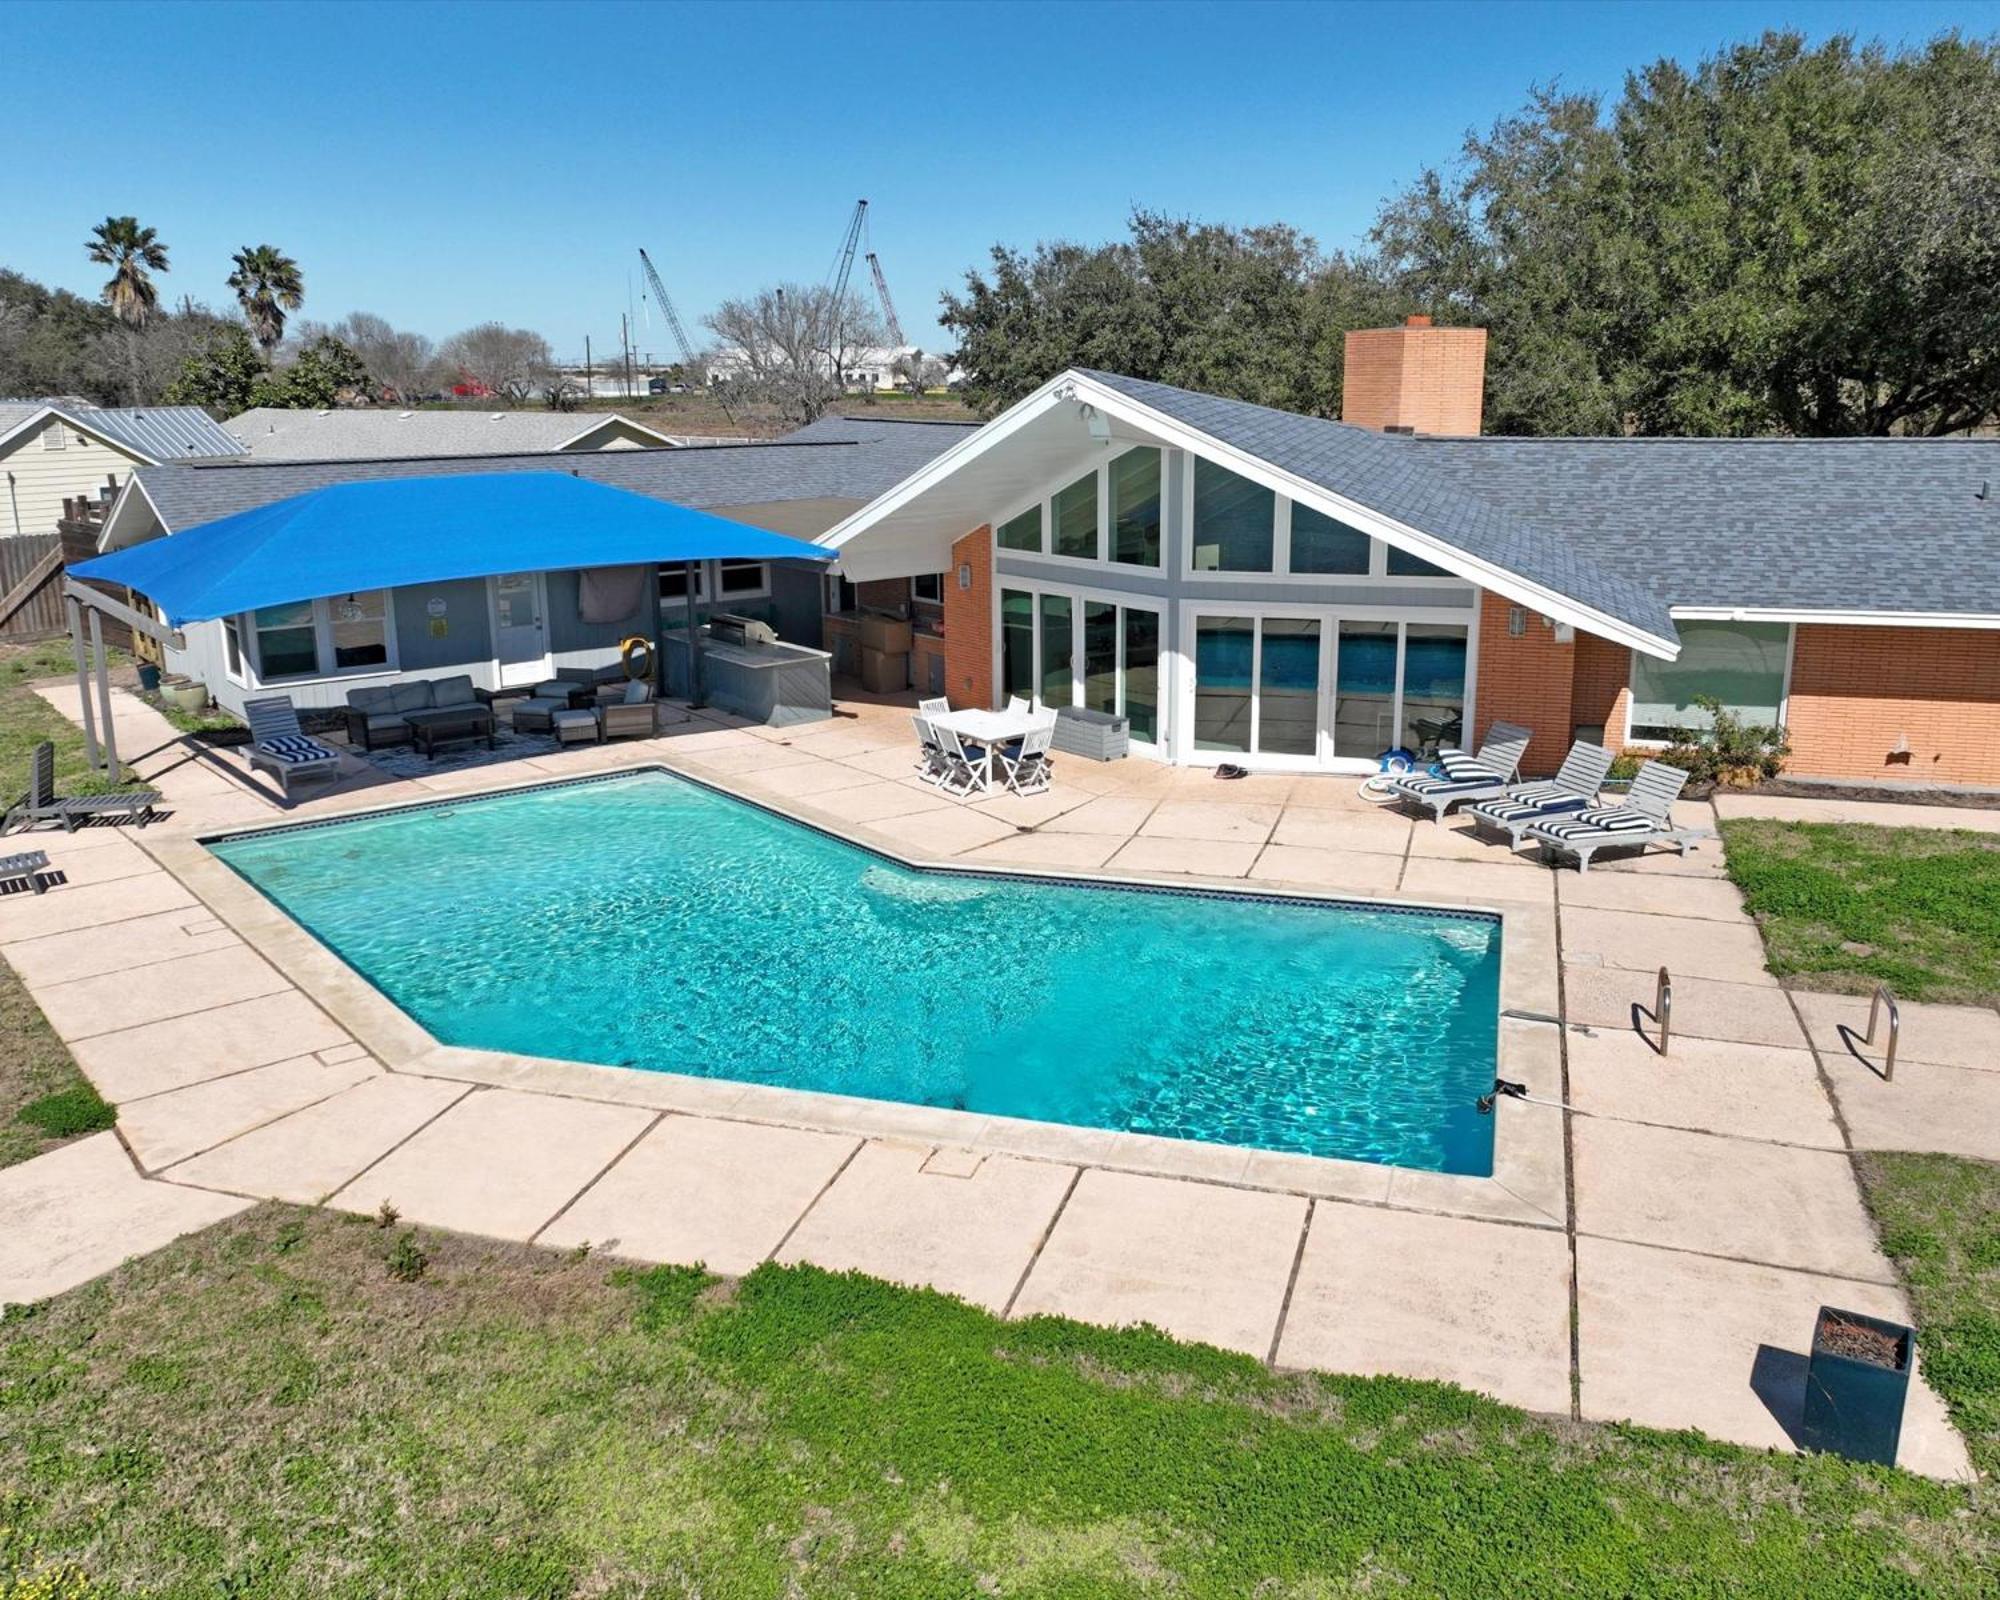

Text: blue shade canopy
xmin=73 ymin=470 xmax=833 ymax=626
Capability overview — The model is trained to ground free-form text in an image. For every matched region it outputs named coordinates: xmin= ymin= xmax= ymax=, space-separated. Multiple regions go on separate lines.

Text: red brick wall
xmin=1341 ymin=319 xmax=1488 ymax=436
xmin=940 ymin=525 xmax=993 ymax=710
xmin=854 ymin=578 xmax=908 ymax=613
xmin=1472 ymin=591 xmax=1574 ymax=776
xmin=1570 ymin=633 xmax=1631 ymax=754
xmin=1785 ymin=625 xmax=2000 ymax=786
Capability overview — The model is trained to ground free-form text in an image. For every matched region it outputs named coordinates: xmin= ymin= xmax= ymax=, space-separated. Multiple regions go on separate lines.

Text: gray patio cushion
xmin=389 ymin=681 xmax=434 ymax=714
xmin=347 ymin=685 xmax=397 ymax=714
xmin=430 ymin=675 xmax=476 ymax=707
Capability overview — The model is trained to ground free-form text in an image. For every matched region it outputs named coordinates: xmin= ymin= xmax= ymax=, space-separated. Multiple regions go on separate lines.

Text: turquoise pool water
xmin=210 ymin=771 xmax=1501 ymax=1174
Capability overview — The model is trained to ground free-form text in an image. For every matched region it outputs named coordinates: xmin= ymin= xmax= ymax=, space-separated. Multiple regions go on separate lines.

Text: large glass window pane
xmin=1110 ymin=447 xmax=1161 ymax=566
xmin=998 ymin=505 xmax=1042 ymax=552
xmin=1630 ymin=620 xmax=1789 ymax=740
xmin=330 ymin=590 xmax=389 ymax=670
xmin=1038 ymin=592 xmax=1073 ymax=706
xmin=1259 ymin=618 xmax=1321 ymax=757
xmin=1193 ymin=615 xmax=1255 ymax=752
xmin=1082 ymin=599 xmax=1118 ymax=716
xmin=1052 ymin=472 xmax=1097 ymax=559
xmin=1334 ymin=621 xmax=1398 ymax=761
xmin=1122 ymin=608 xmax=1160 ymax=744
xmin=1288 ymin=505 xmax=1371 ymax=574
xmin=1399 ymin=624 xmax=1468 ymax=756
xmin=1191 ymin=459 xmax=1274 ymax=572
xmin=1385 ymin=545 xmax=1452 ymax=578
xmin=254 ymin=600 xmax=319 ymax=680
xmin=1000 ymin=589 xmax=1035 ymax=703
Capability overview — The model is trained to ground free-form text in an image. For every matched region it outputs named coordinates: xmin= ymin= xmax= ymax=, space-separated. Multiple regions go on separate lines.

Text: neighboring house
xmin=821 ymin=319 xmax=2000 ymax=789
xmin=0 ymin=402 xmax=245 ymax=539
xmin=94 ymin=417 xmax=972 ymax=715
xmin=221 ymin=407 xmax=710 ymax=459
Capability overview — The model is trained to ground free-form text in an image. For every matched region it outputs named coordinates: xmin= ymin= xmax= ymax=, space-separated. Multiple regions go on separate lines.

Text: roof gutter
xmin=1672 ymin=607 xmax=2000 ymax=630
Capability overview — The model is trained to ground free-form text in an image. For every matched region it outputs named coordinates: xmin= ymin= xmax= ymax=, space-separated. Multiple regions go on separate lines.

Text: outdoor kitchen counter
xmin=663 ymin=627 xmax=833 ymax=727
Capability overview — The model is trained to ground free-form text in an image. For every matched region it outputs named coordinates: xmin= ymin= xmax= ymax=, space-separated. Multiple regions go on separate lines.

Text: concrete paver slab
xmin=1267 ymin=806 xmax=1411 ymax=854
xmin=1012 ymin=1169 xmax=1306 ymax=1357
xmin=70 ymin=990 xmax=353 ymax=1102
xmin=331 ymin=1087 xmax=655 ymax=1241
xmin=1558 ymin=871 xmax=1749 ymax=921
xmin=1038 ymin=795 xmax=1162 ymax=836
xmin=776 ymin=1141 xmax=1075 ymax=1312
xmin=1827 ymin=1056 xmax=2000 ymax=1160
xmin=1576 ymin=1236 xmax=1971 ymax=1479
xmin=1562 ymin=965 xmax=1807 ymax=1048
xmin=738 ymin=760 xmax=881 ymax=801
xmin=957 ymin=832 xmax=1126 ymax=872
xmin=1792 ymin=991 xmax=2000 ymax=1074
xmin=1715 ymin=793 xmax=2000 ymax=833
xmin=1574 ymin=1119 xmax=1891 ymax=1281
xmin=167 ymin=1073 xmax=471 ymax=1203
xmin=1104 ymin=837 xmax=1261 ymax=878
xmin=0 ymin=907 xmax=241 ymax=986
xmin=1567 ymin=1029 xmax=1841 ymax=1147
xmin=119 ymin=1053 xmax=379 ymax=1172
xmin=1397 ymin=857 xmax=1554 ymax=905
xmin=1138 ymin=800 xmax=1280 ymax=844
xmin=1561 ymin=907 xmax=1775 ymax=985
xmin=33 ymin=946 xmax=290 ymax=1041
xmin=541 ymin=1116 xmax=858 ymax=1274
xmin=1277 ymin=1204 xmax=1573 ymax=1414
xmin=0 ymin=1134 xmax=250 ymax=1307
xmin=1247 ymin=845 xmax=1403 ymax=894
xmin=0 ymin=870 xmax=195 ymax=941
xmin=28 ymin=844 xmax=164 ymax=889
xmin=801 ymin=779 xmax=955 ymax=825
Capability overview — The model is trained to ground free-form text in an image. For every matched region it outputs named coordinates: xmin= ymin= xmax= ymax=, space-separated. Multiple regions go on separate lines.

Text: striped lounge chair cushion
xmin=1536 ymin=805 xmax=1657 ymax=841
xmin=1397 ymin=752 xmax=1508 ymax=796
xmin=1475 ymin=790 xmax=1588 ymax=826
xmin=258 ymin=735 xmax=336 ymax=764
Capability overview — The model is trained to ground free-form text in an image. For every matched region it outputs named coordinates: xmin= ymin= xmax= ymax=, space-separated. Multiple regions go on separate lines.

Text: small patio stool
xmin=510 ymin=697 xmax=567 ymax=733
xmin=552 ymin=708 xmax=601 ymax=745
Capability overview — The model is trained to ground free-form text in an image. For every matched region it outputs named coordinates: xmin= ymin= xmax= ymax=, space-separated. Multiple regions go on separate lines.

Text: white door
xmin=491 ymin=572 xmax=550 ymax=686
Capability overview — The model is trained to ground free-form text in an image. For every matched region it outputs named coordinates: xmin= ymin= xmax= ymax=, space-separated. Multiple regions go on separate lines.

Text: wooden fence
xmin=0 ymin=534 xmax=65 ymax=643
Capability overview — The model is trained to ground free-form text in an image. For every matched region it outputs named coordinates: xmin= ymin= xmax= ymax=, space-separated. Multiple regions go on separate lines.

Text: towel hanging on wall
xmin=578 ymin=564 xmax=648 ymax=623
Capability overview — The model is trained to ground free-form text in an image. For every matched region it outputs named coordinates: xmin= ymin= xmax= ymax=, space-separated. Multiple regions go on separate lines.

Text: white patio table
xmin=929 ymin=705 xmax=1042 ymax=791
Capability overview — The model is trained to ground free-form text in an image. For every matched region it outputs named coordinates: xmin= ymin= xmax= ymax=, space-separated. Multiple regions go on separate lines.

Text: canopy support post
xmin=683 ymin=560 xmax=703 ymax=709
xmin=89 ymin=605 xmax=120 ymax=783
xmin=67 ymin=595 xmax=100 ymax=771
xmin=651 ymin=565 xmax=668 ymax=704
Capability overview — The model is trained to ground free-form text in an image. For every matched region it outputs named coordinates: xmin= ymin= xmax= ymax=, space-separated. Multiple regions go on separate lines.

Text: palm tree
xmin=227 ymin=245 xmax=305 ymax=362
xmin=85 ymin=216 xmax=169 ymax=402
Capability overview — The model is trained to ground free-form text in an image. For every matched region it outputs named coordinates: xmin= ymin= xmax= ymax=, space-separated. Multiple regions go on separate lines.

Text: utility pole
xmin=584 ymin=335 xmax=593 ymax=398
xmin=620 ymin=313 xmax=632 ymax=399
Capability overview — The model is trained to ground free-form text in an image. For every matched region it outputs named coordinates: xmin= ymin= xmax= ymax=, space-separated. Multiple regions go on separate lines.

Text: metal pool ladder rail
xmin=1639 ymin=965 xmax=1673 ymax=1056
xmin=1865 ymin=984 xmax=1901 ymax=1082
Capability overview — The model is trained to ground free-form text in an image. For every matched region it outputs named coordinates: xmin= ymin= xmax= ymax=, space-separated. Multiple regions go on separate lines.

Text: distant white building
xmin=704 ymin=343 xmax=920 ymax=394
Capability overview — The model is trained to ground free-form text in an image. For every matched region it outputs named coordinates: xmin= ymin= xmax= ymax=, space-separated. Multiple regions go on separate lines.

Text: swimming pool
xmin=210 ymin=771 xmax=1502 ymax=1174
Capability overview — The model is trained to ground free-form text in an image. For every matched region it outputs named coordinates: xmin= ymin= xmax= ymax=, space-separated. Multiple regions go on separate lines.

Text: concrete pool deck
xmin=2 ymin=680 xmax=1993 ymax=1481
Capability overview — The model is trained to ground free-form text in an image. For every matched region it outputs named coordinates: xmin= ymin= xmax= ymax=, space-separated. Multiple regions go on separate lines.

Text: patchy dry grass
xmin=1720 ymin=819 xmax=2000 ymax=1004
xmin=1 ymin=1207 xmax=1993 ymax=1598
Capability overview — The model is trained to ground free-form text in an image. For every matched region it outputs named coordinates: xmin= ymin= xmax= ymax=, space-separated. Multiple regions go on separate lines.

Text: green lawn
xmin=1 ymin=1206 xmax=1993 ymax=1599
xmin=1858 ymin=1153 xmax=2000 ymax=1480
xmin=0 ymin=639 xmax=117 ymax=1169
xmin=1719 ymin=818 xmax=2000 ymax=1004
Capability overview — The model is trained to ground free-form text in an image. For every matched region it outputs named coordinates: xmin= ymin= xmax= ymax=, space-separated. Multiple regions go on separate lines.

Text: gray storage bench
xmin=1052 ymin=706 xmax=1129 ymax=762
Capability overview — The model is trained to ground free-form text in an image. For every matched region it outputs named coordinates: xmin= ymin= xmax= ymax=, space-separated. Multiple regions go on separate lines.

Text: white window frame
xmin=243 ymin=591 xmax=401 ymax=685
xmin=42 ymin=422 xmax=66 ymax=451
xmin=909 ymin=573 xmax=944 ymax=608
xmin=1173 ymin=598 xmax=1479 ymax=773
xmin=221 ymin=615 xmax=247 ymax=687
xmin=991 ymin=575 xmax=1165 ymax=753
xmin=1620 ymin=621 xmax=1796 ymax=749
xmin=988 ymin=444 xmax=1167 ymax=573
xmin=661 ymin=560 xmax=772 ymax=604
xmin=1180 ymin=452 xmax=1468 ymax=587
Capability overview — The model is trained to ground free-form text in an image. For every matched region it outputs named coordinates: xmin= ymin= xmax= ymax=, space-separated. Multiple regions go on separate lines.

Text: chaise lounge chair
xmin=0 ymin=849 xmax=52 ymax=893
xmin=1460 ymin=740 xmax=1616 ymax=847
xmin=4 ymin=742 xmax=160 ymax=834
xmin=1382 ymin=721 xmax=1533 ymax=823
xmin=244 ymin=696 xmax=344 ymax=798
xmin=1524 ymin=759 xmax=1703 ymax=872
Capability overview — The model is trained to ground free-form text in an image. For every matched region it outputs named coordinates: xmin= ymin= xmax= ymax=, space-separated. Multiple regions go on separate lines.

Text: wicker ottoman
xmin=552 ymin=708 xmax=601 ymax=745
xmin=510 ymin=696 xmax=567 ymax=733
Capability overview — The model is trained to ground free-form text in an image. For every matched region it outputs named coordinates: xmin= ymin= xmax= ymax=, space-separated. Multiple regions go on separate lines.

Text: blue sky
xmin=10 ymin=0 xmax=1996 ymax=361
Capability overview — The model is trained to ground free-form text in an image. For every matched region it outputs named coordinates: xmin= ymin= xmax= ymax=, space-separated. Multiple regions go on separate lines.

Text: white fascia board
xmin=0 ymin=405 xmax=58 ymax=455
xmin=97 ymin=476 xmax=169 ymax=551
xmin=1672 ymin=606 xmax=2000 ymax=630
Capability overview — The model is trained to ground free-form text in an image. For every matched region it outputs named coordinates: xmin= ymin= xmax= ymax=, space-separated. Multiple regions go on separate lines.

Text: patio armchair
xmin=244 ymin=696 xmax=344 ymax=798
xmin=0 ymin=849 xmax=53 ymax=894
xmin=912 ymin=714 xmax=947 ymax=783
xmin=1382 ymin=721 xmax=1533 ymax=823
xmin=5 ymin=742 xmax=160 ymax=835
xmin=932 ymin=723 xmax=988 ymax=799
xmin=1461 ymin=741 xmax=1616 ymax=846
xmin=595 ymin=680 xmax=659 ymax=740
xmin=917 ymin=696 xmax=951 ymax=718
xmin=1524 ymin=759 xmax=1704 ymax=872
xmin=997 ymin=721 xmax=1055 ymax=796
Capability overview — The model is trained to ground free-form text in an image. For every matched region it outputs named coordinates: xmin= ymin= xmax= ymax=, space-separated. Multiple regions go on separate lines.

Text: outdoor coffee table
xmin=402 ymin=706 xmax=496 ymax=760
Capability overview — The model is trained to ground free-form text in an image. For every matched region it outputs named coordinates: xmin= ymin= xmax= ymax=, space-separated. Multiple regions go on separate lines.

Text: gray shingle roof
xmin=127 ymin=420 xmax=972 ymax=536
xmin=221 ymin=407 xmax=702 ymax=459
xmin=1081 ymin=371 xmax=1681 ymax=643
xmin=1414 ymin=435 xmax=2000 ymax=619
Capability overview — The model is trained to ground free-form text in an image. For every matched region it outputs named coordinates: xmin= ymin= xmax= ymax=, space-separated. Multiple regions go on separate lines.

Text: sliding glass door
xmin=998 ymin=585 xmax=1163 ymax=750
xmin=1192 ymin=613 xmax=1324 ymax=757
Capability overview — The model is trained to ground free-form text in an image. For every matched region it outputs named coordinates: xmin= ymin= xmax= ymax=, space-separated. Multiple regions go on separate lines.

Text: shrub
xmin=385 ymin=1230 xmax=428 ymax=1283
xmin=14 ymin=1086 xmax=115 ymax=1141
xmin=1656 ymin=694 xmax=1789 ymax=788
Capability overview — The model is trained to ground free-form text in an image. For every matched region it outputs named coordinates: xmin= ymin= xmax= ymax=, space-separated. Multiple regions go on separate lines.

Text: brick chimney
xmin=1341 ymin=315 xmax=1487 ymax=435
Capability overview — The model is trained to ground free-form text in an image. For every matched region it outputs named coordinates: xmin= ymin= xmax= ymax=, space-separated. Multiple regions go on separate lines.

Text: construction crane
xmin=636 ymin=246 xmax=734 ymax=423
xmin=828 ymin=199 xmax=868 ymax=305
xmin=867 ymin=251 xmax=905 ymax=347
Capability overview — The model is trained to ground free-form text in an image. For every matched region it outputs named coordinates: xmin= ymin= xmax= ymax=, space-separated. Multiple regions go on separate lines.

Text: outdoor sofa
xmin=343 ymin=675 xmax=483 ymax=750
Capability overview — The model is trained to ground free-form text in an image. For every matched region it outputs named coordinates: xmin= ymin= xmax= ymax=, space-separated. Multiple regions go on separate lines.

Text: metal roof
xmin=0 ymin=402 xmax=245 ymax=461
